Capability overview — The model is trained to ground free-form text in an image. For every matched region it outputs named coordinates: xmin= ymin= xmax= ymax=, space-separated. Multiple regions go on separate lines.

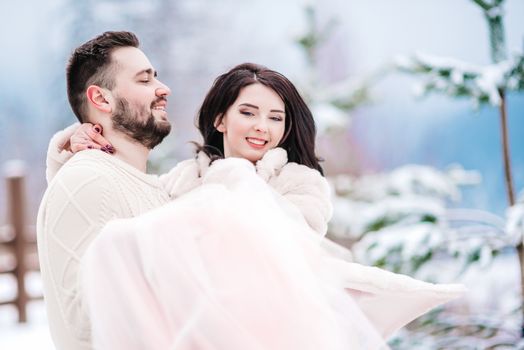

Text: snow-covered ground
xmin=0 ymin=302 xmax=54 ymax=350
xmin=0 ymin=272 xmax=54 ymax=350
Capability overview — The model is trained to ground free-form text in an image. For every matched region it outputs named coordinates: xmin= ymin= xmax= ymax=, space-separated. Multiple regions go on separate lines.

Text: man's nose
xmin=155 ymin=81 xmax=171 ymax=97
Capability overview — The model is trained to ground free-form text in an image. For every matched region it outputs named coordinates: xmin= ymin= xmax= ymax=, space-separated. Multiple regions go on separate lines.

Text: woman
xmin=47 ymin=63 xmax=465 ymax=349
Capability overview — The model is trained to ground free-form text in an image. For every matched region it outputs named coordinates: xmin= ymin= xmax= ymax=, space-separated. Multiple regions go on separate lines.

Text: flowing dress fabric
xmin=81 ymin=159 xmax=464 ymax=350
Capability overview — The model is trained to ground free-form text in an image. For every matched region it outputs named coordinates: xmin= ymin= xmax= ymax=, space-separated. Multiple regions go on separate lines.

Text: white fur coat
xmin=159 ymin=148 xmax=333 ymax=236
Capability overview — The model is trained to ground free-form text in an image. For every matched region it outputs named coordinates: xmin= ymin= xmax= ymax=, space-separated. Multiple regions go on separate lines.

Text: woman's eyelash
xmin=240 ymin=110 xmax=283 ymax=121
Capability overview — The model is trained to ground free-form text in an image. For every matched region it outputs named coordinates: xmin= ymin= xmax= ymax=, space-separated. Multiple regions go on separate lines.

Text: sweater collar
xmin=77 ymin=150 xmax=165 ymax=189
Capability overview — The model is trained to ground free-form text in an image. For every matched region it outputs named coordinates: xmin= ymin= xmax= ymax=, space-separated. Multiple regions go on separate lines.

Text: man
xmin=37 ymin=31 xmax=172 ymax=350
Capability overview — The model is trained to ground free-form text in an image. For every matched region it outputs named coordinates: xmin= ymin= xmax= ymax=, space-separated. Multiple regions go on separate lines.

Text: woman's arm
xmin=46 ymin=123 xmax=79 ymax=184
xmin=47 ymin=122 xmax=209 ymax=200
xmin=46 ymin=123 xmax=113 ymax=184
xmin=158 ymin=151 xmax=211 ymax=199
xmin=256 ymin=148 xmax=333 ymax=236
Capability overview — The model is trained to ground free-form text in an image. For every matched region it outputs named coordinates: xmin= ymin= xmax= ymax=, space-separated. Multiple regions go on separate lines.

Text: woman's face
xmin=216 ymin=83 xmax=286 ymax=163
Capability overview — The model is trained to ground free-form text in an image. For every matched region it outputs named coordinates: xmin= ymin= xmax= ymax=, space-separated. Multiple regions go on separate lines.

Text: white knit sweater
xmin=37 ymin=150 xmax=170 ymax=350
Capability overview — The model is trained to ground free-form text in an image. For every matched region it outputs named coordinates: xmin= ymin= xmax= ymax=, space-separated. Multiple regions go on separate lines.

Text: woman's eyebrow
xmin=239 ymin=103 xmax=259 ymax=109
xmin=239 ymin=103 xmax=284 ymax=114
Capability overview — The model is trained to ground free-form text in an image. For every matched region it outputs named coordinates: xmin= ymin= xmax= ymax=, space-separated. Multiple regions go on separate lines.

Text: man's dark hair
xmin=66 ymin=31 xmax=139 ymax=122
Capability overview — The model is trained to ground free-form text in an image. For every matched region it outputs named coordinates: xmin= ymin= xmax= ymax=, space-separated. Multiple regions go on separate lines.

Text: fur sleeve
xmin=202 ymin=157 xmax=257 ymax=188
xmin=267 ymin=162 xmax=333 ymax=236
xmin=46 ymin=123 xmax=80 ymax=184
xmin=255 ymin=147 xmax=287 ymax=182
xmin=159 ymin=152 xmax=211 ymax=199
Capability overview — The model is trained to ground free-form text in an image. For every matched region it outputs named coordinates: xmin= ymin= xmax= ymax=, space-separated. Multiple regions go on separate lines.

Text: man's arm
xmin=38 ymin=160 xmax=124 ymax=342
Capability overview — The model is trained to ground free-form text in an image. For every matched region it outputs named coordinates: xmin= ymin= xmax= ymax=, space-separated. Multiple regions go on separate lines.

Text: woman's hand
xmin=255 ymin=148 xmax=287 ymax=182
xmin=70 ymin=124 xmax=114 ymax=154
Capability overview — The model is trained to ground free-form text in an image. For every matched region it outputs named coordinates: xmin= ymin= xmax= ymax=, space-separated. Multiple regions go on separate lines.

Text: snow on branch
xmin=506 ymin=191 xmax=524 ymax=244
xmin=327 ymin=163 xmax=515 ymax=275
xmin=395 ymin=50 xmax=524 ymax=106
xmin=332 ymin=163 xmax=480 ymax=203
xmin=328 ymin=164 xmax=481 ymax=238
xmin=472 ymin=0 xmax=504 ymax=14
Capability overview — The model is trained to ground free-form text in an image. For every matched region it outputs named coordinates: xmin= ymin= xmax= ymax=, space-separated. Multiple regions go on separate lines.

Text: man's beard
xmin=112 ymin=98 xmax=171 ymax=149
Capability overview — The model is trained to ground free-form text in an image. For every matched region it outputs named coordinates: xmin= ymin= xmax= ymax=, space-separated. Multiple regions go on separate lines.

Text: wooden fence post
xmin=4 ymin=160 xmax=28 ymax=323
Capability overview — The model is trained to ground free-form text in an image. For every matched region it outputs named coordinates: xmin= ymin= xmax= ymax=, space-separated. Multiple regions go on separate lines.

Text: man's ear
xmin=86 ymin=85 xmax=113 ymax=113
xmin=214 ymin=115 xmax=226 ymax=133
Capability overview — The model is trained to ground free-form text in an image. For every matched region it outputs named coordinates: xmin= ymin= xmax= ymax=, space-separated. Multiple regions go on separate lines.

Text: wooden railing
xmin=1 ymin=160 xmax=42 ymax=323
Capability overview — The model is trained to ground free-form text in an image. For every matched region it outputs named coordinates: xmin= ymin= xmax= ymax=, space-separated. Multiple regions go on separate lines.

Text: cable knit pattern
xmin=37 ymin=150 xmax=169 ymax=350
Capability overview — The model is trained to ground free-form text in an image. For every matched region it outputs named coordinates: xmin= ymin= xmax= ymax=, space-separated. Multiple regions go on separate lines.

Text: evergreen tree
xmin=396 ymin=0 xmax=524 ymax=337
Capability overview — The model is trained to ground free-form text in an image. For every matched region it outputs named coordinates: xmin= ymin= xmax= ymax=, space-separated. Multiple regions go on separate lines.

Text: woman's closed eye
xmin=270 ymin=115 xmax=284 ymax=122
xmin=240 ymin=110 xmax=254 ymax=117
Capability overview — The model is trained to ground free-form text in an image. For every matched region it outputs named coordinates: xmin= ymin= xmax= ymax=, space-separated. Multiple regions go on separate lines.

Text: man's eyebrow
xmin=135 ymin=68 xmax=157 ymax=77
xmin=239 ymin=103 xmax=285 ymax=114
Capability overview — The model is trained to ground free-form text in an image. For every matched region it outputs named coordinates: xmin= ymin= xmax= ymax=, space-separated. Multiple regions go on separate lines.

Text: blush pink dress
xmin=80 ymin=158 xmax=465 ymax=350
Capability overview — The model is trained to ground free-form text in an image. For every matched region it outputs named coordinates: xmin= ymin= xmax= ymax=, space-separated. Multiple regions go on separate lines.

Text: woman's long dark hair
xmin=196 ymin=63 xmax=323 ymax=174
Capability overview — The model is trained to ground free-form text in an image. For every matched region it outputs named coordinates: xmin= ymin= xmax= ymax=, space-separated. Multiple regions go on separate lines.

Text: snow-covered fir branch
xmin=327 ymin=163 xmax=518 ymax=275
xmin=331 ymin=163 xmax=480 ymax=203
xmin=390 ymin=308 xmax=522 ymax=349
xmin=395 ymin=51 xmax=523 ymax=106
xmin=328 ymin=164 xmax=480 ymax=240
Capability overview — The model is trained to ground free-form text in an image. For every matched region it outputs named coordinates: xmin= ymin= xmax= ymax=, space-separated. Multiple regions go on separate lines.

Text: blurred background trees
xmin=1 ymin=0 xmax=524 ymax=348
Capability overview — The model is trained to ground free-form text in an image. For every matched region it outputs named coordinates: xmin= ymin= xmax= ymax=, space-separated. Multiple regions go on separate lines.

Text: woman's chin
xmin=234 ymin=149 xmax=264 ymax=163
xmin=248 ymin=153 xmax=265 ymax=163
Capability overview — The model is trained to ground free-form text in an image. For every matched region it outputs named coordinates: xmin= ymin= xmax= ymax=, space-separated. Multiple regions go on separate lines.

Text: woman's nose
xmin=254 ymin=118 xmax=268 ymax=133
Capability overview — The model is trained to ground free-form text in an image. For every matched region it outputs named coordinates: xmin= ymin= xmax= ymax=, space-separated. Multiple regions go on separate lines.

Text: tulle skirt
xmin=81 ymin=161 xmax=464 ymax=350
